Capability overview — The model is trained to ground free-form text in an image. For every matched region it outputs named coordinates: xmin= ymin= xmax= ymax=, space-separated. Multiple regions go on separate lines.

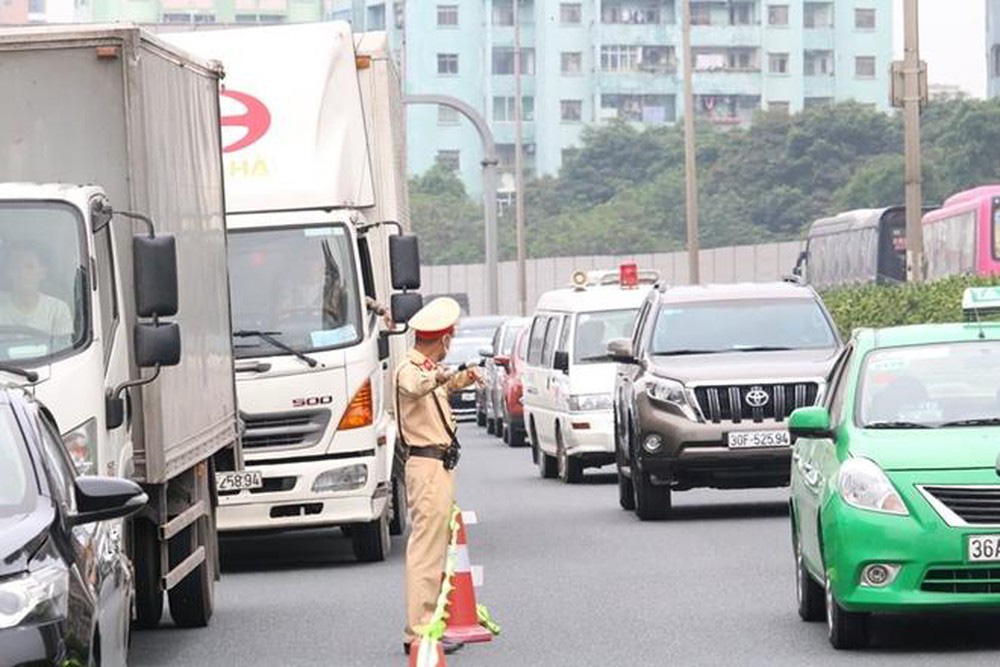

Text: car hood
xmin=0 ymin=500 xmax=55 ymax=577
xmin=568 ymin=363 xmax=617 ymax=395
xmin=649 ymin=348 xmax=838 ymax=384
xmin=852 ymin=428 xmax=1000 ymax=472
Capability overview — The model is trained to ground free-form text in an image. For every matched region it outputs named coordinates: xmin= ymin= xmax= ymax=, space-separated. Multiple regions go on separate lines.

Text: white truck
xmin=163 ymin=24 xmax=421 ymax=562
xmin=0 ymin=25 xmax=240 ymax=628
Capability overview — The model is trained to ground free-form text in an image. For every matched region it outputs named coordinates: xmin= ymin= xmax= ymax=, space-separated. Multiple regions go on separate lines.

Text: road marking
xmin=471 ymin=565 xmax=484 ymax=588
xmin=462 ymin=510 xmax=478 ymax=525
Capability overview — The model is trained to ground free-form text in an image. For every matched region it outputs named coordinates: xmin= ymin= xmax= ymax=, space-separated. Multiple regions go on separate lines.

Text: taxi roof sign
xmin=962 ymin=286 xmax=1000 ymax=317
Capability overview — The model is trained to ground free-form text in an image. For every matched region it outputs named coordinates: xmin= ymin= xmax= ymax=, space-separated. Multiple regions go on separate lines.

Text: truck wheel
xmin=132 ymin=518 xmax=163 ymax=629
xmin=826 ymin=576 xmax=869 ymax=649
xmin=556 ymin=431 xmax=583 ymax=484
xmin=168 ymin=523 xmax=214 ymax=628
xmin=796 ymin=539 xmax=825 ymax=622
xmin=633 ymin=468 xmax=671 ymax=521
xmin=389 ymin=476 xmax=408 ymax=536
xmin=352 ymin=510 xmax=391 ymax=562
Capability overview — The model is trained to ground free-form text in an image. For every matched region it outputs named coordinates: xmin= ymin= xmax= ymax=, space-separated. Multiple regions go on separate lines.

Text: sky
xmin=893 ymin=0 xmax=987 ymax=97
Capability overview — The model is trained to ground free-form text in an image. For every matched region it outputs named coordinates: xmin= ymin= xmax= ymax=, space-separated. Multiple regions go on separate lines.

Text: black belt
xmin=408 ymin=446 xmax=448 ymax=461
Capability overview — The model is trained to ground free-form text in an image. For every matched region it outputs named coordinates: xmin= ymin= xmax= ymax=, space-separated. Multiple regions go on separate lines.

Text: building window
xmin=437 ymin=4 xmax=458 ymax=26
xmin=561 ymin=100 xmax=583 ymax=122
xmin=493 ymin=0 xmax=514 ymax=25
xmin=768 ymin=52 xmax=789 ymax=75
xmin=492 ymin=47 xmax=535 ymax=75
xmin=162 ymin=12 xmax=216 ymax=23
xmin=367 ymin=3 xmax=386 ymax=30
xmin=492 ymin=96 xmax=535 ymax=122
xmin=437 ymin=105 xmax=460 ymax=125
xmin=729 ymin=2 xmax=752 ymax=25
xmin=600 ymin=94 xmax=675 ymax=123
xmin=803 ymin=2 xmax=833 ymax=28
xmin=804 ymin=96 xmax=833 ymax=109
xmin=767 ymin=4 xmax=788 ymax=26
xmin=600 ymin=45 xmax=640 ymax=72
xmin=27 ymin=0 xmax=44 ymax=12
xmin=601 ymin=3 xmax=664 ymax=24
xmin=560 ymin=2 xmax=581 ymax=24
xmin=803 ymin=50 xmax=834 ymax=76
xmin=437 ymin=53 xmax=459 ymax=75
xmin=727 ymin=48 xmax=756 ymax=71
xmin=855 ymin=56 xmax=876 ymax=78
xmin=561 ymin=51 xmax=582 ymax=75
xmin=436 ymin=150 xmax=460 ymax=171
xmin=235 ymin=13 xmax=285 ymax=23
xmin=855 ymin=7 xmax=875 ymax=30
xmin=690 ymin=3 xmax=710 ymax=25
xmin=769 ymin=101 xmax=790 ymax=114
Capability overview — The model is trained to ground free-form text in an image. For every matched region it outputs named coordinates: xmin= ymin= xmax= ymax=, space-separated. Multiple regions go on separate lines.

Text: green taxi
xmin=789 ymin=288 xmax=1000 ymax=649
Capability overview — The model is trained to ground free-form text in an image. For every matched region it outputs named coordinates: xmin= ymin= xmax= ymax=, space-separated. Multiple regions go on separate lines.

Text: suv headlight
xmin=837 ymin=458 xmax=908 ymax=516
xmin=567 ymin=394 xmax=613 ymax=412
xmin=646 ymin=378 xmax=698 ymax=421
xmin=0 ymin=559 xmax=69 ymax=630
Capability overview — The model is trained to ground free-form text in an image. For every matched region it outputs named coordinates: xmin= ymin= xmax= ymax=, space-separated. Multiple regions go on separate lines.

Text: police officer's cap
xmin=410 ymin=297 xmax=461 ymax=340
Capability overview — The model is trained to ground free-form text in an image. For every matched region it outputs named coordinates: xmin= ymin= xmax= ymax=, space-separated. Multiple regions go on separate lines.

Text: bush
xmin=821 ymin=275 xmax=1000 ymax=338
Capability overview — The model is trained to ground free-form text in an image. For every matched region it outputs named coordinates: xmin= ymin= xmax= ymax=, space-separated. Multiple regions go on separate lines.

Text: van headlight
xmin=312 ymin=464 xmax=368 ymax=493
xmin=0 ymin=559 xmax=69 ymax=630
xmin=567 ymin=394 xmax=612 ymax=412
xmin=646 ymin=378 xmax=698 ymax=420
xmin=62 ymin=418 xmax=98 ymax=475
xmin=837 ymin=458 xmax=908 ymax=516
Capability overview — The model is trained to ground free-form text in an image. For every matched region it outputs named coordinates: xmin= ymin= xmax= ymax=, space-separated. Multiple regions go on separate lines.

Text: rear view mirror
xmin=134 ymin=234 xmax=179 ymax=317
xmin=70 ymin=476 xmax=147 ymax=526
xmin=390 ymin=235 xmax=421 ymax=291
xmin=607 ymin=338 xmax=635 ymax=364
xmin=553 ymin=351 xmax=569 ymax=373
xmin=391 ymin=292 xmax=424 ymax=324
xmin=134 ymin=322 xmax=181 ymax=368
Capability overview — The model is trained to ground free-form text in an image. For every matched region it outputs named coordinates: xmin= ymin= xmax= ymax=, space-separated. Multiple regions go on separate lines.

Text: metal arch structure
xmin=404 ymin=94 xmax=499 ymax=314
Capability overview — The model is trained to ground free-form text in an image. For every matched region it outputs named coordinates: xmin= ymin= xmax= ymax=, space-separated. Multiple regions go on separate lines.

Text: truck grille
xmin=241 ymin=410 xmax=331 ymax=450
xmin=693 ymin=383 xmax=819 ymax=423
xmin=923 ymin=486 xmax=1000 ymax=525
xmin=922 ymin=567 xmax=1000 ymax=594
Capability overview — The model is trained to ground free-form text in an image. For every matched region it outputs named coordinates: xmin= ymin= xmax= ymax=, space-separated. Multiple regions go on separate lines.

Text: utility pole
xmin=681 ymin=0 xmax=700 ymax=284
xmin=901 ymin=0 xmax=925 ymax=283
xmin=514 ymin=0 xmax=527 ymax=316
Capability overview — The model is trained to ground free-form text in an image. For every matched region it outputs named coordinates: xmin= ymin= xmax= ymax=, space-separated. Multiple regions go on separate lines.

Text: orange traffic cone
xmin=408 ymin=638 xmax=445 ymax=667
xmin=443 ymin=512 xmax=493 ymax=644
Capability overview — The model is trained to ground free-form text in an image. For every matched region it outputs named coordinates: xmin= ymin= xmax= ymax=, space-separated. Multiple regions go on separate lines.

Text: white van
xmin=523 ymin=269 xmax=654 ymax=483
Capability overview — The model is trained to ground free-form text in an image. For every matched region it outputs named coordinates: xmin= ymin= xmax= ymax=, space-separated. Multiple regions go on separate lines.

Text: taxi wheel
xmin=556 ymin=432 xmax=583 ymax=485
xmin=795 ymin=540 xmax=824 ymax=622
xmin=825 ymin=576 xmax=869 ymax=649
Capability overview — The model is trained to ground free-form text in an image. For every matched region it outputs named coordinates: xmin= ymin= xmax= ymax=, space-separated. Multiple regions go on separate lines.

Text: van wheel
xmin=352 ymin=510 xmax=391 ymax=562
xmin=633 ymin=466 xmax=671 ymax=521
xmin=826 ymin=576 xmax=869 ymax=649
xmin=556 ymin=429 xmax=583 ymax=484
xmin=535 ymin=425 xmax=557 ymax=479
xmin=132 ymin=519 xmax=163 ymax=629
xmin=389 ymin=476 xmax=407 ymax=536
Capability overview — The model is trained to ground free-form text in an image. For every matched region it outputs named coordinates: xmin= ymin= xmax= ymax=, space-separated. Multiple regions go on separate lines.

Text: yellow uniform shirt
xmin=396 ymin=348 xmax=476 ymax=449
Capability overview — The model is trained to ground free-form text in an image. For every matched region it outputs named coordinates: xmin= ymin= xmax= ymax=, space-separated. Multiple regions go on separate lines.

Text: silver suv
xmin=610 ymin=281 xmax=841 ymax=520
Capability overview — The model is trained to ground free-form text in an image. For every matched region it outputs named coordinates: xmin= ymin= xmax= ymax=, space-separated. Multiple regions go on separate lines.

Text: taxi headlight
xmin=0 ymin=559 xmax=69 ymax=630
xmin=837 ymin=458 xmax=909 ymax=516
xmin=313 ymin=464 xmax=369 ymax=493
xmin=62 ymin=418 xmax=98 ymax=475
xmin=567 ymin=394 xmax=613 ymax=412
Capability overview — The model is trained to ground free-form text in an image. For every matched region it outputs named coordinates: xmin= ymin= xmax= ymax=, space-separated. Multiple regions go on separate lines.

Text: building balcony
xmin=596 ymin=71 xmax=680 ymax=94
xmin=596 ymin=22 xmax=678 ymax=45
xmin=802 ymin=28 xmax=835 ymax=50
xmin=691 ymin=70 xmax=762 ymax=96
xmin=690 ymin=24 xmax=762 ymax=48
xmin=802 ymin=75 xmax=836 ymax=98
xmin=490 ymin=121 xmax=537 ymax=145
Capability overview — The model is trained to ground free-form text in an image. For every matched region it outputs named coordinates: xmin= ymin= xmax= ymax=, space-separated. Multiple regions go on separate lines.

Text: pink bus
xmin=922 ymin=185 xmax=1000 ymax=279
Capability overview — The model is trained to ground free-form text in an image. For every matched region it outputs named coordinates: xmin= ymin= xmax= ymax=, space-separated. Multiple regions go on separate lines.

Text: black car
xmin=443 ymin=336 xmax=492 ymax=421
xmin=0 ymin=389 xmax=147 ymax=666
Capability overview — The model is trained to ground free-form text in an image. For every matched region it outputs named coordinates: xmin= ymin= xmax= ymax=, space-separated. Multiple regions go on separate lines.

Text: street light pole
xmin=514 ymin=0 xmax=527 ymax=316
xmin=902 ymin=0 xmax=924 ymax=283
xmin=681 ymin=0 xmax=700 ymax=285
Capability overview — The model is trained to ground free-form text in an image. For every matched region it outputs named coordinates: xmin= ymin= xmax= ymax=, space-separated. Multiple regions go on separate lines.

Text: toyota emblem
xmin=745 ymin=386 xmax=770 ymax=408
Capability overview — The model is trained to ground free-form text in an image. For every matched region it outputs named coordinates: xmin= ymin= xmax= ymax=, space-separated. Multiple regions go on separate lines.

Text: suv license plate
xmin=727 ymin=430 xmax=791 ymax=449
xmin=216 ymin=471 xmax=263 ymax=492
xmin=968 ymin=534 xmax=1000 ymax=562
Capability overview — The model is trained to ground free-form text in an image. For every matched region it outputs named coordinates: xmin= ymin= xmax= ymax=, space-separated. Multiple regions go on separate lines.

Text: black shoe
xmin=403 ymin=638 xmax=465 ymax=656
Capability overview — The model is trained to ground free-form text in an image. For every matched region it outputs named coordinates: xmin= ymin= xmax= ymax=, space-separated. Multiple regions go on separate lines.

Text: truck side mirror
xmin=134 ymin=234 xmax=179 ymax=317
xmin=391 ymin=292 xmax=423 ymax=325
xmin=134 ymin=322 xmax=181 ymax=368
xmin=389 ymin=235 xmax=421 ymax=291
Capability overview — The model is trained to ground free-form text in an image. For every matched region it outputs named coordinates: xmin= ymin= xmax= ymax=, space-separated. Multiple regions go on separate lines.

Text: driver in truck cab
xmin=0 ymin=242 xmax=73 ymax=342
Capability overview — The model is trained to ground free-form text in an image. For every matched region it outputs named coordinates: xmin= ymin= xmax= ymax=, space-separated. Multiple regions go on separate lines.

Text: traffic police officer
xmin=397 ymin=297 xmax=479 ymax=655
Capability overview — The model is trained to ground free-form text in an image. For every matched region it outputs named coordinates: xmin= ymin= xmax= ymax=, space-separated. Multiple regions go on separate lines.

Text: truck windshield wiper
xmin=864 ymin=421 xmax=934 ymax=430
xmin=731 ymin=346 xmax=793 ymax=352
xmin=940 ymin=417 xmax=1000 ymax=428
xmin=653 ymin=349 xmax=721 ymax=357
xmin=233 ymin=330 xmax=318 ymax=368
xmin=0 ymin=363 xmax=39 ymax=382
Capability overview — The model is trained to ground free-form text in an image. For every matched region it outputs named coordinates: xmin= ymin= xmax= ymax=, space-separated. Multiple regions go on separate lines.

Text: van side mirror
xmin=69 ymin=476 xmax=147 ymax=526
xmin=391 ymin=292 xmax=424 ymax=324
xmin=134 ymin=322 xmax=181 ymax=368
xmin=389 ymin=235 xmax=421 ymax=291
xmin=553 ymin=351 xmax=569 ymax=373
xmin=607 ymin=338 xmax=635 ymax=364
xmin=134 ymin=234 xmax=178 ymax=318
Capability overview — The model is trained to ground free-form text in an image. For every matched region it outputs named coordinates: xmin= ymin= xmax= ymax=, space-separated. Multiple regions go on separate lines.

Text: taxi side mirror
xmin=788 ymin=406 xmax=833 ymax=441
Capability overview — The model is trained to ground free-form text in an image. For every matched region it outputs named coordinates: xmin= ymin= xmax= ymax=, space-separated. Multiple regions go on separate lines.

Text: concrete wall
xmin=421 ymin=239 xmax=805 ymax=315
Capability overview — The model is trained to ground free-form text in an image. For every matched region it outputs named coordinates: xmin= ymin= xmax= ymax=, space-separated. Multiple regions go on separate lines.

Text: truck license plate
xmin=727 ymin=430 xmax=791 ymax=449
xmin=215 ymin=471 xmax=263 ymax=492
xmin=968 ymin=534 xmax=1000 ymax=562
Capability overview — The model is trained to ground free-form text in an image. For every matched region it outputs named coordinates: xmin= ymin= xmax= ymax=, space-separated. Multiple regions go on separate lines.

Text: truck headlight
xmin=567 ymin=394 xmax=612 ymax=412
xmin=312 ymin=464 xmax=368 ymax=493
xmin=62 ymin=418 xmax=98 ymax=475
xmin=837 ymin=458 xmax=908 ymax=516
xmin=646 ymin=378 xmax=698 ymax=420
xmin=0 ymin=559 xmax=69 ymax=630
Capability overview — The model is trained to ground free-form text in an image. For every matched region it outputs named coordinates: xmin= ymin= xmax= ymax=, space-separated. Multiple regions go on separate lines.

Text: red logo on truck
xmin=221 ymin=89 xmax=271 ymax=153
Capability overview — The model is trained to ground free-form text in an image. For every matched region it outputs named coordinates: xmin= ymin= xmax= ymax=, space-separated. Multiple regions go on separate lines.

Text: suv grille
xmin=923 ymin=486 xmax=1000 ymax=525
xmin=922 ymin=567 xmax=1000 ymax=594
xmin=693 ymin=383 xmax=819 ymax=423
xmin=242 ymin=410 xmax=331 ymax=449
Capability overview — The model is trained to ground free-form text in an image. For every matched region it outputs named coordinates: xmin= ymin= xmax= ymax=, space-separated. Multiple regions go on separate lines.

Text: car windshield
xmin=227 ymin=225 xmax=363 ymax=358
xmin=858 ymin=341 xmax=1000 ymax=429
xmin=574 ymin=309 xmax=639 ymax=363
xmin=0 ymin=407 xmax=36 ymax=517
xmin=456 ymin=320 xmax=503 ymax=340
xmin=0 ymin=203 xmax=88 ymax=364
xmin=444 ymin=337 xmax=490 ymax=368
xmin=500 ymin=324 xmax=525 ymax=356
xmin=651 ymin=299 xmax=837 ymax=355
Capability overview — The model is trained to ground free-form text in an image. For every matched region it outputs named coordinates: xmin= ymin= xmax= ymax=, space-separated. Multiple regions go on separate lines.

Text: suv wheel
xmin=615 ymin=420 xmax=635 ymax=510
xmin=556 ymin=428 xmax=583 ymax=484
xmin=633 ymin=467 xmax=671 ymax=520
xmin=825 ymin=576 xmax=869 ymax=649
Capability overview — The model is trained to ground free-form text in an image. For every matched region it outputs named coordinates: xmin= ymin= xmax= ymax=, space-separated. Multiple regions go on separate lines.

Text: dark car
xmin=443 ymin=336 xmax=492 ymax=422
xmin=452 ymin=316 xmax=505 ymax=424
xmin=0 ymin=389 xmax=147 ymax=666
xmin=611 ymin=281 xmax=841 ymax=520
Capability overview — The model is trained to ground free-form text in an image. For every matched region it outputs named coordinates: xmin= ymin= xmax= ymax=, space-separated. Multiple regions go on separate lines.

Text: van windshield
xmin=227 ymin=225 xmax=363 ymax=358
xmin=574 ymin=309 xmax=639 ymax=363
xmin=0 ymin=203 xmax=88 ymax=365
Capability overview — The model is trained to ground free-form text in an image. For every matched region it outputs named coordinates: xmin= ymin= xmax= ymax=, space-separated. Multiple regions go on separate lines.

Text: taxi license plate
xmin=215 ymin=471 xmax=263 ymax=492
xmin=967 ymin=534 xmax=1000 ymax=562
xmin=727 ymin=430 xmax=791 ymax=449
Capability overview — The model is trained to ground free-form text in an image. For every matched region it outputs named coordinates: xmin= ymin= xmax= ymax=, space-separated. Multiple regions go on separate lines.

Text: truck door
xmin=95 ymin=222 xmax=131 ymax=477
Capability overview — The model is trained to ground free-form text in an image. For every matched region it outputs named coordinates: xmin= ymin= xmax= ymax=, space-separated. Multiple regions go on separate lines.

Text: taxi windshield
xmin=858 ymin=341 xmax=1000 ymax=429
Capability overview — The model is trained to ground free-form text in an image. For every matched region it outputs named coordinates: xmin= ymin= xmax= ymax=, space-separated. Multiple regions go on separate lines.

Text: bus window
xmin=993 ymin=202 xmax=1000 ymax=260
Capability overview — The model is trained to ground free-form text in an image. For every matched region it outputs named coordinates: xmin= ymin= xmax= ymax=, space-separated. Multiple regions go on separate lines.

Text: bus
xmin=922 ymin=185 xmax=1000 ymax=279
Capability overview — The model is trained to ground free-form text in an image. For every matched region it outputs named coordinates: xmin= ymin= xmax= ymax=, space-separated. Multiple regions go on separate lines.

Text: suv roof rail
xmin=781 ymin=274 xmax=805 ymax=285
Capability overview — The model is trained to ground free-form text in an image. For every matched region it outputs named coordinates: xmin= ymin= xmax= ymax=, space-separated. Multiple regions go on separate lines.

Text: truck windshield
xmin=651 ymin=299 xmax=837 ymax=355
xmin=227 ymin=225 xmax=363 ymax=358
xmin=0 ymin=406 xmax=36 ymax=517
xmin=0 ymin=203 xmax=87 ymax=365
